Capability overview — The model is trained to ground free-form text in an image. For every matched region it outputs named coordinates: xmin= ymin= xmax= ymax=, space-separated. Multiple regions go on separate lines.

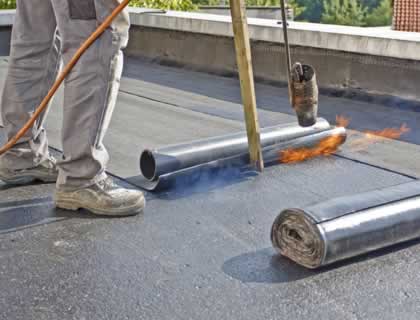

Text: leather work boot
xmin=0 ymin=156 xmax=58 ymax=185
xmin=55 ymin=177 xmax=145 ymax=217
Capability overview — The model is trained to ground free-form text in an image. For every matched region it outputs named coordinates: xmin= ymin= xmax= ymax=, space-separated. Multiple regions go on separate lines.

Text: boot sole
xmin=0 ymin=174 xmax=57 ymax=186
xmin=55 ymin=196 xmax=145 ymax=217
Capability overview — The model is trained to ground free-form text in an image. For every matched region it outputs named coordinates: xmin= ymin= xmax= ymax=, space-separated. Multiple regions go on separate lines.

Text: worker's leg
xmin=51 ymin=0 xmax=129 ymax=190
xmin=0 ymin=0 xmax=60 ymax=172
xmin=53 ymin=0 xmax=144 ymax=216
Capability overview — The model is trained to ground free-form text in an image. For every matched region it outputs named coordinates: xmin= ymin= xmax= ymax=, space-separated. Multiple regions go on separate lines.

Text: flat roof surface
xmin=1 ymin=57 xmax=420 ymax=319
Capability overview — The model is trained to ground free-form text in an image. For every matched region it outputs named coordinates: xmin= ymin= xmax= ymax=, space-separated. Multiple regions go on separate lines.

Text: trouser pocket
xmin=67 ymin=0 xmax=97 ymax=20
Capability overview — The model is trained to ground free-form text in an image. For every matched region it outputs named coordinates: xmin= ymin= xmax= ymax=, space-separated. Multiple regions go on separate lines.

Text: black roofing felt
xmin=0 ymin=58 xmax=419 ymax=319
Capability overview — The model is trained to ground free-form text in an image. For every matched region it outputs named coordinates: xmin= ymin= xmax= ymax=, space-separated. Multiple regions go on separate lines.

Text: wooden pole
xmin=229 ymin=0 xmax=264 ymax=172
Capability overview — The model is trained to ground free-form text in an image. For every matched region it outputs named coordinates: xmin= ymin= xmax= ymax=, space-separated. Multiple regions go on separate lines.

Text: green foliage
xmin=0 ymin=0 xmax=392 ymax=27
xmin=364 ymin=0 xmax=392 ymax=26
xmin=322 ymin=0 xmax=367 ymax=26
xmin=320 ymin=0 xmax=392 ymax=26
xmin=287 ymin=0 xmax=306 ymax=18
xmin=192 ymin=0 xmax=220 ymax=5
xmin=288 ymin=0 xmax=391 ymax=25
xmin=0 ymin=0 xmax=16 ymax=9
xmin=245 ymin=0 xmax=279 ymax=6
xmin=0 ymin=0 xmax=197 ymax=11
xmin=300 ymin=0 xmax=324 ymax=22
xmin=130 ymin=0 xmax=196 ymax=11
xmin=194 ymin=0 xmax=281 ymax=6
xmin=360 ymin=0 xmax=381 ymax=10
xmin=287 ymin=0 xmax=323 ymax=22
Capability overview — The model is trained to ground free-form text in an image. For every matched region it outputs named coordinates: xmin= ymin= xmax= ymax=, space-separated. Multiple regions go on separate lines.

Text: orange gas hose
xmin=0 ymin=0 xmax=130 ymax=156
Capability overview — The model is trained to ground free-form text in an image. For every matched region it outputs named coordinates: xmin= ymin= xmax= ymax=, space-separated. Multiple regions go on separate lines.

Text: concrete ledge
xmin=0 ymin=10 xmax=14 ymax=26
xmin=0 ymin=9 xmax=419 ymax=61
xmin=0 ymin=9 xmax=419 ymax=102
xmin=129 ymin=9 xmax=420 ymax=61
xmin=198 ymin=6 xmax=293 ymax=20
xmin=126 ymin=26 xmax=420 ymax=103
xmin=126 ymin=9 xmax=420 ymax=102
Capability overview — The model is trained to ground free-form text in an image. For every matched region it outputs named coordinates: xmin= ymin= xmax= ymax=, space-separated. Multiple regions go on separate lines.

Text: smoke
xmin=159 ymin=158 xmax=258 ymax=199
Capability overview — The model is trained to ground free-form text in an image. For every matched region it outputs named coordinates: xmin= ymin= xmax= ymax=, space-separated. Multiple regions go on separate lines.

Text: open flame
xmin=280 ymin=116 xmax=410 ymax=164
xmin=336 ymin=115 xmax=350 ymax=128
xmin=365 ymin=123 xmax=410 ymax=140
xmin=350 ymin=123 xmax=410 ymax=151
xmin=280 ymin=135 xmax=345 ymax=163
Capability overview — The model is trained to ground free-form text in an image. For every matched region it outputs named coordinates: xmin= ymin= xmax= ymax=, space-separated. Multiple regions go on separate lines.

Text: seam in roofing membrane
xmin=333 ymin=154 xmax=418 ymax=180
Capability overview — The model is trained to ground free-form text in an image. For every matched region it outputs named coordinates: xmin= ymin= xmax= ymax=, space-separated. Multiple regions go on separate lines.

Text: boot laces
xmin=98 ymin=177 xmax=119 ymax=192
xmin=40 ymin=155 xmax=57 ymax=170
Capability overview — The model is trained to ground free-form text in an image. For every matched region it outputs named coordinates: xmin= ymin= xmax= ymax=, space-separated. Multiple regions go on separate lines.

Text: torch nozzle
xmin=290 ymin=63 xmax=319 ymax=127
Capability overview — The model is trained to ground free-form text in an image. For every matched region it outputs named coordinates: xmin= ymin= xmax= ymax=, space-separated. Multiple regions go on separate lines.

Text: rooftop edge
xmin=0 ymin=9 xmax=419 ymax=60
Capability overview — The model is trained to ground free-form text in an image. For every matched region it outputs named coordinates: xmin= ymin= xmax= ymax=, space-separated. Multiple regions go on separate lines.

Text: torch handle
xmin=280 ymin=0 xmax=293 ymax=104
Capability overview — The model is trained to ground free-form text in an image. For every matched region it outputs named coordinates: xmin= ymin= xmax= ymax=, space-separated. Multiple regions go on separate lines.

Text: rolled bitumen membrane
xmin=137 ymin=119 xmax=346 ymax=191
xmin=271 ymin=181 xmax=420 ymax=269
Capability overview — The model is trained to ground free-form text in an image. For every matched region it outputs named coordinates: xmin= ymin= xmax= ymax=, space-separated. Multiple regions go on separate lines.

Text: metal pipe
xmin=280 ymin=0 xmax=292 ymax=78
xmin=136 ymin=122 xmax=345 ymax=191
xmin=140 ymin=118 xmax=331 ymax=181
xmin=271 ymin=180 xmax=420 ymax=269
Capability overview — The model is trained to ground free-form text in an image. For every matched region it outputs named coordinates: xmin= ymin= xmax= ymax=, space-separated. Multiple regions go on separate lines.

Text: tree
xmin=364 ymin=0 xmax=392 ymax=26
xmin=245 ymin=0 xmax=279 ymax=6
xmin=360 ymin=0 xmax=381 ymax=10
xmin=0 ymin=0 xmax=16 ymax=9
xmin=287 ymin=0 xmax=307 ymax=19
xmin=322 ymin=0 xmax=367 ymax=26
xmin=0 ymin=0 xmax=197 ymax=11
xmin=130 ymin=0 xmax=197 ymax=11
xmin=289 ymin=0 xmax=324 ymax=22
xmin=192 ymin=0 xmax=220 ymax=5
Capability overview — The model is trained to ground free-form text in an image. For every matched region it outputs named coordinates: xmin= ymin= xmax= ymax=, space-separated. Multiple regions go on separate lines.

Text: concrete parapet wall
xmin=126 ymin=29 xmax=420 ymax=103
xmin=127 ymin=9 xmax=420 ymax=103
xmin=0 ymin=9 xmax=419 ymax=102
xmin=198 ymin=6 xmax=293 ymax=21
xmin=129 ymin=10 xmax=420 ymax=61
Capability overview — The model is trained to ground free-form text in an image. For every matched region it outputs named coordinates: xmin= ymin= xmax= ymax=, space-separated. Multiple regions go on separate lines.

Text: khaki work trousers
xmin=0 ymin=0 xmax=129 ymax=189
